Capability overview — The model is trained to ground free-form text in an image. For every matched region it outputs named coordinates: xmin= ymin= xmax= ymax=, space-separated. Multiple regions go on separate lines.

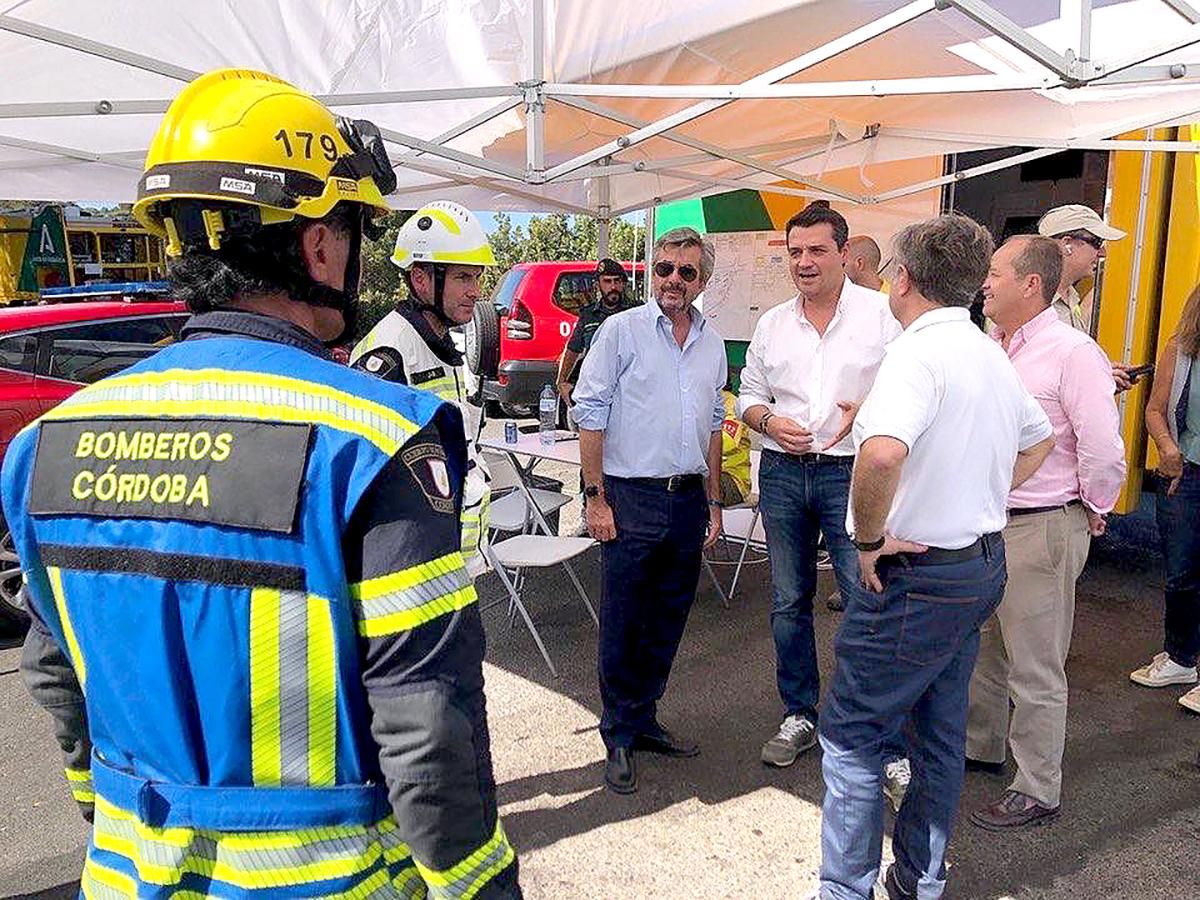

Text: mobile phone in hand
xmin=1125 ymin=362 xmax=1155 ymax=381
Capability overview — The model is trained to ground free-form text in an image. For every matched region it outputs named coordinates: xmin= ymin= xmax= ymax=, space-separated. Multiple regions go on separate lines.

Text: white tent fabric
xmin=3 ymin=0 xmax=1200 ymax=213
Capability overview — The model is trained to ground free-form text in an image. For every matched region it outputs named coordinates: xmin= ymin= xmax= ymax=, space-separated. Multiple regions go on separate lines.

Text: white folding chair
xmin=716 ymin=448 xmax=766 ymax=600
xmin=482 ymin=450 xmax=572 ymax=534
xmin=478 ymin=450 xmax=598 ymax=676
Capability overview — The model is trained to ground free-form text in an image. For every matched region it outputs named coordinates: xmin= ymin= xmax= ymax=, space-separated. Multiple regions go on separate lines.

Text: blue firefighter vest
xmin=1 ymin=333 xmax=494 ymax=898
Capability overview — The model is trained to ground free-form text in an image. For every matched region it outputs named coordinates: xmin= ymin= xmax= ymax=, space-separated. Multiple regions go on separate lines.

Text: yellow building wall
xmin=1095 ymin=128 xmax=1175 ymax=513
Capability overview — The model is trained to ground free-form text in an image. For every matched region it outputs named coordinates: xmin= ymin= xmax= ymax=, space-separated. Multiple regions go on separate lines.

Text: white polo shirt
xmin=737 ymin=277 xmax=902 ymax=455
xmin=848 ymin=307 xmax=1052 ymax=549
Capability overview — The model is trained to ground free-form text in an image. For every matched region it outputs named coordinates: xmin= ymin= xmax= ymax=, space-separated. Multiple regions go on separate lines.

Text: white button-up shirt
xmin=737 ymin=277 xmax=902 ymax=455
xmin=849 ymin=307 xmax=1053 ymax=549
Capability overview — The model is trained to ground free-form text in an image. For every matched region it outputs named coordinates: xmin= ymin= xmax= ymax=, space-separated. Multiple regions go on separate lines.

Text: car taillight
xmin=506 ymin=299 xmax=533 ymax=340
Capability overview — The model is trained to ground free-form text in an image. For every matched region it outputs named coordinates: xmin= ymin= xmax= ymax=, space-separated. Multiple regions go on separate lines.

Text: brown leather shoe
xmin=970 ymin=790 xmax=1059 ymax=831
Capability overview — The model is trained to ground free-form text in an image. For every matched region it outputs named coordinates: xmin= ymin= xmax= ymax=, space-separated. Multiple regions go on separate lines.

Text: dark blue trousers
xmin=819 ymin=536 xmax=1007 ymax=899
xmin=598 ymin=476 xmax=708 ymax=749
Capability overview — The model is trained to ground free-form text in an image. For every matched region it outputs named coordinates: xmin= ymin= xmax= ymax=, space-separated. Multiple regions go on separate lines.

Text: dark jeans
xmin=757 ymin=450 xmax=860 ymax=721
xmin=1158 ymin=461 xmax=1200 ymax=667
xmin=598 ymin=476 xmax=708 ymax=749
xmin=819 ymin=536 xmax=1007 ymax=900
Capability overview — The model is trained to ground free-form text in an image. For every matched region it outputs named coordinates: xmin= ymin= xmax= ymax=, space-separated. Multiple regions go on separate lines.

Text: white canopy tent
xmin=4 ymin=0 xmax=1200 ymax=225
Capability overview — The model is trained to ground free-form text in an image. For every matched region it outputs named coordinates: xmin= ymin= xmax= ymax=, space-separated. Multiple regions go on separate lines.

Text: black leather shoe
xmin=633 ymin=724 xmax=700 ymax=758
xmin=604 ymin=747 xmax=637 ymax=794
xmin=883 ymin=865 xmax=916 ymax=900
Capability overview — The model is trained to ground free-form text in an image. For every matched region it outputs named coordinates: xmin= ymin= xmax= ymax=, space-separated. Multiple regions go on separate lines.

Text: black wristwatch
xmin=584 ymin=484 xmax=602 ymax=501
xmin=853 ymin=534 xmax=886 ymax=552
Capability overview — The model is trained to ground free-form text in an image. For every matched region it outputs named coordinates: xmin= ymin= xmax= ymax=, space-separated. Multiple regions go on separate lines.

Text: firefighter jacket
xmin=350 ymin=306 xmax=490 ymax=578
xmin=4 ymin=310 xmax=520 ymax=899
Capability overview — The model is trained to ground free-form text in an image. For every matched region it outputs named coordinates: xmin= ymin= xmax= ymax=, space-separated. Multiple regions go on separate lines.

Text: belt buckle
xmin=666 ymin=475 xmax=682 ymax=492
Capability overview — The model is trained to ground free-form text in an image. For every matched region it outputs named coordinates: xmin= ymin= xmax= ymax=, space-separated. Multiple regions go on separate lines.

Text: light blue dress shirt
xmin=572 ymin=298 xmax=727 ymax=478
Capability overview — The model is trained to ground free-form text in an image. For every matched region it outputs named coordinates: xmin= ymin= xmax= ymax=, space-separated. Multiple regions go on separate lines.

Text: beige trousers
xmin=966 ymin=504 xmax=1091 ymax=807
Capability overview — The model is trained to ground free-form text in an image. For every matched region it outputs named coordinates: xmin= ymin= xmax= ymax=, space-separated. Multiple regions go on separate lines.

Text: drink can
xmin=504 ymin=420 xmax=518 ymax=444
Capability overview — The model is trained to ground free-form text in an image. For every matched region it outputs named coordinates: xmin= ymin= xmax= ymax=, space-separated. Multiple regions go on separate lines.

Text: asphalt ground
xmin=1 ymin=439 xmax=1198 ymax=899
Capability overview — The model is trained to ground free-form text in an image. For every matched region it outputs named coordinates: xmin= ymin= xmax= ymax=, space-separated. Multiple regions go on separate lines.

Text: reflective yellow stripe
xmin=351 ymin=554 xmax=477 ymax=638
xmin=249 ymin=586 xmax=282 ymax=786
xmin=393 ymin=866 xmax=430 ymax=899
xmin=47 ymin=567 xmax=86 ymax=688
xmin=92 ymin=797 xmax=406 ymax=890
xmin=72 ymin=787 xmax=97 ymax=803
xmin=82 ymin=854 xmax=137 ymax=899
xmin=44 ymin=367 xmax=421 ymax=456
xmin=416 ymin=819 xmax=515 ymax=900
xmin=307 ymin=594 xmax=337 ymax=787
xmin=65 ymin=766 xmax=92 ymax=782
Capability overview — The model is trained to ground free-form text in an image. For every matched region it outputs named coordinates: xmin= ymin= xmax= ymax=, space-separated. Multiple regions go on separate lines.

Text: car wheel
xmin=465 ymin=301 xmax=500 ymax=377
xmin=0 ymin=515 xmax=29 ymax=636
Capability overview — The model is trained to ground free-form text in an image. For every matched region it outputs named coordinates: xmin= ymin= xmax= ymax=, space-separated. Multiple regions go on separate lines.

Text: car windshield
xmin=490 ymin=268 xmax=524 ymax=314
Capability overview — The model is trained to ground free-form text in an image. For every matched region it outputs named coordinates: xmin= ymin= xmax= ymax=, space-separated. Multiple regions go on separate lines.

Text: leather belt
xmin=1008 ymin=499 xmax=1082 ymax=518
xmin=621 ymin=474 xmax=704 ymax=492
xmin=767 ymin=450 xmax=852 ymax=465
xmin=894 ymin=532 xmax=1002 ymax=566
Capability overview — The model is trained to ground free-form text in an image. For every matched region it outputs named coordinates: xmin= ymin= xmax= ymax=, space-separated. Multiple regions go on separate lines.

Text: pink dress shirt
xmin=993 ymin=307 xmax=1126 ymax=513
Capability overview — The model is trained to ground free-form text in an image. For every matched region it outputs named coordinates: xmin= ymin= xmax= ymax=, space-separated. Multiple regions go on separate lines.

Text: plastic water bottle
xmin=539 ymin=383 xmax=557 ymax=445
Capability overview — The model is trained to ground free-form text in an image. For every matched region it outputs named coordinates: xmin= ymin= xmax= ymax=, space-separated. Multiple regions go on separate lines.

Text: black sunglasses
xmin=653 ymin=260 xmax=700 ymax=282
xmin=1067 ymin=232 xmax=1103 ymax=250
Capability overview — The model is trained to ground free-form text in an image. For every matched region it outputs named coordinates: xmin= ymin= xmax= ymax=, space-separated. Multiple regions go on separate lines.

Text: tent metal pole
xmin=942 ymin=1 xmax=1078 ymax=80
xmin=654 ymin=168 xmax=842 ymax=202
xmin=1162 ymin=0 xmax=1200 ymax=23
xmin=379 ymin=127 xmax=525 ymax=180
xmin=550 ymin=134 xmax=842 ymax=183
xmin=525 ymin=0 xmax=546 ymax=179
xmin=597 ymin=166 xmax=612 ymax=258
xmin=0 ymin=15 xmax=198 ymax=81
xmin=315 ymin=87 xmax=518 ymax=105
xmin=549 ymin=95 xmax=867 ymax=202
xmin=0 ymin=134 xmax=142 ymax=169
xmin=1117 ymin=134 xmax=1157 ymax=424
xmin=882 ymin=126 xmax=1200 ymax=152
xmin=644 ymin=205 xmax=656 ymax=303
xmin=390 ymin=98 xmax=523 ymax=170
xmin=542 ymin=0 xmax=936 ymax=181
xmin=542 ymin=74 xmax=1049 ymax=100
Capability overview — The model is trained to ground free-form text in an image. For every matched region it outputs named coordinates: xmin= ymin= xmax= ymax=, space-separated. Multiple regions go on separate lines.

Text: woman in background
xmin=1131 ymin=284 xmax=1200 ymax=713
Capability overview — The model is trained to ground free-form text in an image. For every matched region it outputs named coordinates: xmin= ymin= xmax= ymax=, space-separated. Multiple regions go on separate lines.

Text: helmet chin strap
xmin=296 ymin=209 xmax=363 ymax=346
xmin=413 ymin=264 xmax=458 ymax=329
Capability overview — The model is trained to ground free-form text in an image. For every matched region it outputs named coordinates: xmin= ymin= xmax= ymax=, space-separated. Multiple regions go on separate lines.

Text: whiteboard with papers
xmin=698 ymin=231 xmax=795 ymax=341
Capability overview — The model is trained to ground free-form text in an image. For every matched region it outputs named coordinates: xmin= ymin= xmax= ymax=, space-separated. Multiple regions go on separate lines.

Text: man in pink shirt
xmin=967 ymin=235 xmax=1126 ymax=830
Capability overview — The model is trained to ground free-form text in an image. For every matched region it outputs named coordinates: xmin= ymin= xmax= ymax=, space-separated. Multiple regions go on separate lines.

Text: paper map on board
xmin=698 ymin=231 xmax=795 ymax=341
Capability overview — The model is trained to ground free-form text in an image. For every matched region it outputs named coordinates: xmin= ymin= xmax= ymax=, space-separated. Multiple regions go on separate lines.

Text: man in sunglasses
xmin=1038 ymin=205 xmax=1134 ymax=392
xmin=572 ymin=227 xmax=727 ymax=795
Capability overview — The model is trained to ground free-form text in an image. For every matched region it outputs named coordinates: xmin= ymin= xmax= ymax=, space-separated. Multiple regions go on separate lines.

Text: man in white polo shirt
xmin=738 ymin=205 xmax=903 ymax=788
xmin=817 ymin=214 xmax=1054 ymax=900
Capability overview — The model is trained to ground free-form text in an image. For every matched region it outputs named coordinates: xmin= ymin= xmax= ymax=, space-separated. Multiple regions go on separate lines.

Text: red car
xmin=465 ymin=260 xmax=643 ymax=415
xmin=0 ymin=299 xmax=189 ymax=632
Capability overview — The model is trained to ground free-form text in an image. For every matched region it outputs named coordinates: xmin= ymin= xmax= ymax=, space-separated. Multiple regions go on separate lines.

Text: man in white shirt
xmin=817 ymin=214 xmax=1055 ymax=900
xmin=738 ymin=206 xmax=903 ymax=784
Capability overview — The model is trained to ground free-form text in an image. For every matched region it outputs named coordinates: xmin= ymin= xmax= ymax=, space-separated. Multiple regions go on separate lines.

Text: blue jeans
xmin=598 ymin=476 xmax=708 ymax=749
xmin=819 ymin=536 xmax=1007 ymax=900
xmin=757 ymin=450 xmax=861 ymax=721
xmin=1158 ymin=462 xmax=1200 ymax=667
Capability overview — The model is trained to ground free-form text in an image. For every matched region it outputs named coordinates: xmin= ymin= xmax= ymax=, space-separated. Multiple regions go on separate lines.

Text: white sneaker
xmin=1129 ymin=652 xmax=1198 ymax=687
xmin=883 ymin=758 xmax=911 ymax=814
xmin=1179 ymin=685 xmax=1200 ymax=713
